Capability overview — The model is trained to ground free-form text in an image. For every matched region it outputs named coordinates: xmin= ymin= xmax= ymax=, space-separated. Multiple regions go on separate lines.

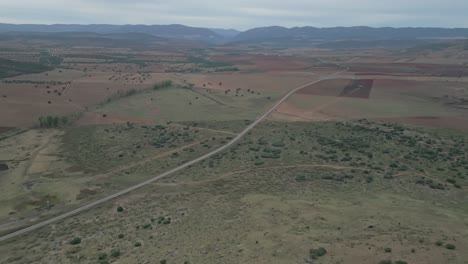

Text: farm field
xmin=273 ymin=79 xmax=468 ymax=129
xmin=1 ymin=32 xmax=468 ymax=264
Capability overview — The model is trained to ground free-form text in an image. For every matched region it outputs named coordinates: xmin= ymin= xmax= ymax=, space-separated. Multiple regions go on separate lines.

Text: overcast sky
xmin=1 ymin=0 xmax=467 ymax=30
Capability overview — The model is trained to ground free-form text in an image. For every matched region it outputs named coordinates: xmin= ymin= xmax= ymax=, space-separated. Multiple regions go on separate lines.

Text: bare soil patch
xmin=339 ymin=79 xmax=374 ymax=99
xmin=297 ymin=78 xmax=350 ymax=97
xmin=349 ymin=62 xmax=468 ymax=77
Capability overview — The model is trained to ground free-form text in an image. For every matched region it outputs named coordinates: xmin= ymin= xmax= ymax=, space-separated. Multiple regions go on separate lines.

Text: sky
xmin=1 ymin=0 xmax=468 ymax=30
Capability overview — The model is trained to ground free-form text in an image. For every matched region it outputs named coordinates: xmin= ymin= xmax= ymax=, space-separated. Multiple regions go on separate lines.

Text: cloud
xmin=0 ymin=0 xmax=467 ymax=30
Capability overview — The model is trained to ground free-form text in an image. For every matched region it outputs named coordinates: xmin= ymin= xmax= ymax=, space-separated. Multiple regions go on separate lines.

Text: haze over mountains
xmin=1 ymin=23 xmax=468 ymax=48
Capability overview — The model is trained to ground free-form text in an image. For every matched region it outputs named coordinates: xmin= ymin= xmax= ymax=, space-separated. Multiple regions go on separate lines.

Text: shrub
xmin=447 ymin=178 xmax=456 ymax=184
xmin=295 ymin=175 xmax=307 ymax=182
xmin=134 ymin=242 xmax=142 ymax=247
xmin=38 ymin=115 xmax=68 ymax=128
xmin=69 ymin=237 xmax=82 ymax=245
xmin=395 ymin=261 xmax=408 ymax=264
xmin=117 ymin=206 xmax=124 ymax=212
xmin=160 ymin=260 xmax=167 ymax=264
xmin=153 ymin=80 xmax=173 ymax=90
xmin=378 ymin=261 xmax=392 ymax=264
xmin=110 ymin=249 xmax=121 ymax=258
xmin=384 ymin=247 xmax=392 ymax=253
xmin=435 ymin=240 xmax=443 ymax=246
xmin=445 ymin=244 xmax=456 ymax=250
xmin=309 ymin=247 xmax=327 ymax=259
xmin=98 ymin=253 xmax=108 ymax=260
xmin=118 ymin=234 xmax=124 ymax=239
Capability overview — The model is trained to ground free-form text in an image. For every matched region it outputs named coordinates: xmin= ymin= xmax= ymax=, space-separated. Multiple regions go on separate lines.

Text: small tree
xmin=69 ymin=237 xmax=82 ymax=245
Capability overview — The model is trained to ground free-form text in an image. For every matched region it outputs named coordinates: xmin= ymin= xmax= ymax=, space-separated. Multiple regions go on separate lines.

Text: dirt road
xmin=0 ymin=69 xmax=347 ymax=242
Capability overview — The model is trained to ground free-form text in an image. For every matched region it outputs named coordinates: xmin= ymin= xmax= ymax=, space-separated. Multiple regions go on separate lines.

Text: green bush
xmin=118 ymin=234 xmax=124 ymax=239
xmin=384 ymin=247 xmax=392 ymax=253
xmin=38 ymin=115 xmax=68 ymax=128
xmin=110 ymin=249 xmax=121 ymax=258
xmin=98 ymin=253 xmax=108 ymax=260
xmin=309 ymin=247 xmax=327 ymax=259
xmin=117 ymin=206 xmax=124 ymax=212
xmin=445 ymin=244 xmax=456 ymax=250
xmin=295 ymin=175 xmax=307 ymax=182
xmin=435 ymin=240 xmax=444 ymax=246
xmin=69 ymin=237 xmax=82 ymax=245
xmin=134 ymin=242 xmax=142 ymax=247
xmin=395 ymin=261 xmax=408 ymax=264
xmin=378 ymin=260 xmax=392 ymax=264
xmin=160 ymin=260 xmax=167 ymax=264
xmin=153 ymin=80 xmax=173 ymax=90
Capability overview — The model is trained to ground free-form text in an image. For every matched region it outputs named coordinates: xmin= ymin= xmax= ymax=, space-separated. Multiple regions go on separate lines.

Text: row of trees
xmin=153 ymin=80 xmax=173 ymax=90
xmin=38 ymin=115 xmax=68 ymax=128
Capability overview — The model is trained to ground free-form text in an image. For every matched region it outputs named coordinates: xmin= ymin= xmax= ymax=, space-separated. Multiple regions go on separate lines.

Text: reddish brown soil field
xmin=378 ymin=116 xmax=468 ymax=131
xmin=298 ymin=79 xmax=373 ymax=99
xmin=339 ymin=79 xmax=374 ymax=99
xmin=213 ymin=54 xmax=313 ymax=72
xmin=297 ymin=79 xmax=350 ymax=97
xmin=348 ymin=63 xmax=468 ymax=77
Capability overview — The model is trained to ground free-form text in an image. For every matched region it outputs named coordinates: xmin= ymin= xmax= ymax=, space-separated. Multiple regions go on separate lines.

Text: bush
xmin=117 ymin=206 xmax=124 ymax=212
xmin=110 ymin=249 xmax=121 ymax=258
xmin=160 ymin=260 xmax=167 ymax=264
xmin=445 ymin=244 xmax=456 ymax=250
xmin=38 ymin=115 xmax=68 ymax=128
xmin=69 ymin=237 xmax=82 ymax=245
xmin=118 ymin=234 xmax=124 ymax=239
xmin=134 ymin=242 xmax=142 ymax=247
xmin=295 ymin=175 xmax=307 ymax=182
xmin=378 ymin=261 xmax=392 ymax=264
xmin=447 ymin=178 xmax=456 ymax=184
xmin=435 ymin=240 xmax=444 ymax=246
xmin=153 ymin=80 xmax=173 ymax=90
xmin=98 ymin=253 xmax=108 ymax=260
xmin=384 ymin=247 xmax=392 ymax=253
xmin=395 ymin=261 xmax=408 ymax=264
xmin=309 ymin=247 xmax=327 ymax=259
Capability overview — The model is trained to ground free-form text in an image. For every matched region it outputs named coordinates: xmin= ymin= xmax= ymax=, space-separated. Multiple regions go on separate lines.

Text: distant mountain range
xmin=1 ymin=23 xmax=467 ymax=47
xmin=0 ymin=23 xmax=224 ymax=42
xmin=234 ymin=26 xmax=468 ymax=41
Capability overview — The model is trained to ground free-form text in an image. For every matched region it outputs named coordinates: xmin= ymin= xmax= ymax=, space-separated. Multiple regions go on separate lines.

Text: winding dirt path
xmin=0 ymin=69 xmax=347 ymax=242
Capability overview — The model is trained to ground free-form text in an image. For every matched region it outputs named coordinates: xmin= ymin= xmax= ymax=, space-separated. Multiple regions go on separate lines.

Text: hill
xmin=0 ymin=23 xmax=222 ymax=42
xmin=234 ymin=26 xmax=468 ymax=42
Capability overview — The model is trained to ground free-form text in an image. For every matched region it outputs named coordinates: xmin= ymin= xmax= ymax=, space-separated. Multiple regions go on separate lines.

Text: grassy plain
xmin=1 ymin=121 xmax=467 ymax=264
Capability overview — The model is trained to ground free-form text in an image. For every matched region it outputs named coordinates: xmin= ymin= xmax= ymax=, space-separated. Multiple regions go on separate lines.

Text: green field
xmin=95 ymin=86 xmax=281 ymax=123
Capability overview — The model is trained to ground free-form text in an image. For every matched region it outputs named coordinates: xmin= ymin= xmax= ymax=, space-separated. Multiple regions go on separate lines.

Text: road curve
xmin=0 ymin=69 xmax=347 ymax=242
